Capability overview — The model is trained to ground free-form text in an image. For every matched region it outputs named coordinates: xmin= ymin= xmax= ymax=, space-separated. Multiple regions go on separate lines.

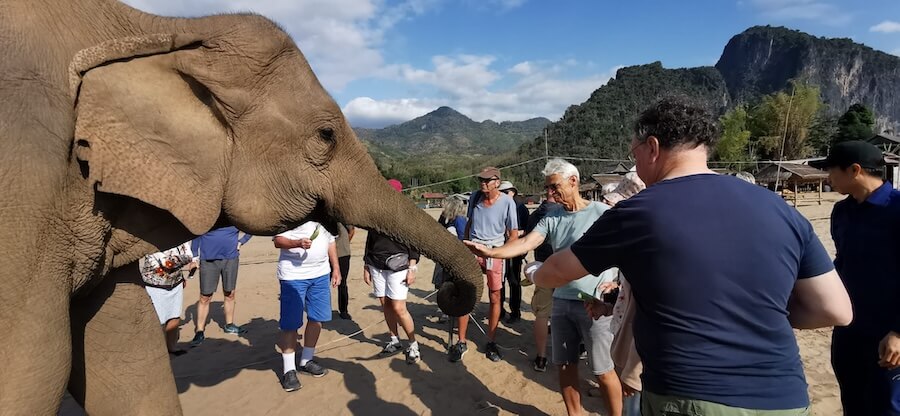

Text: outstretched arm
xmin=464 ymin=232 xmax=546 ymax=259
xmin=532 ymin=248 xmax=590 ymax=288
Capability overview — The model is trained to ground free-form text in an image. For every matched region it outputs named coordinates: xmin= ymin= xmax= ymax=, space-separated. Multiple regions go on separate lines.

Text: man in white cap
xmin=467 ymin=159 xmax=623 ymax=416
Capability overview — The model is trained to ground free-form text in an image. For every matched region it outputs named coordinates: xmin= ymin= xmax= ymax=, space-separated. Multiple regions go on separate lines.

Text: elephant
xmin=0 ymin=1 xmax=484 ymax=414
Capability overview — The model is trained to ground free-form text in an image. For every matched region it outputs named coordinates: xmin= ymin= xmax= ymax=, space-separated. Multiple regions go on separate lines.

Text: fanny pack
xmin=384 ymin=252 xmax=410 ymax=272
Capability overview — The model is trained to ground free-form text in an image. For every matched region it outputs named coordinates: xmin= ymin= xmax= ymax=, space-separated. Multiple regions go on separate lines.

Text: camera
xmin=601 ymin=287 xmax=619 ymax=305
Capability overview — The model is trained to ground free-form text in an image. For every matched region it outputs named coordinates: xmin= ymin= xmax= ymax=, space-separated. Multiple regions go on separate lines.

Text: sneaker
xmin=379 ymin=341 xmax=403 ymax=357
xmin=405 ymin=346 xmax=421 ymax=364
xmin=223 ymin=323 xmax=246 ymax=335
xmin=500 ymin=309 xmax=508 ymax=320
xmin=189 ymin=331 xmax=205 ymax=347
xmin=579 ymin=343 xmax=587 ymax=360
xmin=448 ymin=342 xmax=468 ymax=362
xmin=298 ymin=360 xmax=328 ymax=377
xmin=532 ymin=356 xmax=548 ymax=372
xmin=168 ymin=349 xmax=188 ymax=357
xmin=280 ymin=370 xmax=301 ymax=392
xmin=339 ymin=312 xmax=352 ymax=320
xmin=504 ymin=314 xmax=521 ymax=325
xmin=485 ymin=342 xmax=502 ymax=362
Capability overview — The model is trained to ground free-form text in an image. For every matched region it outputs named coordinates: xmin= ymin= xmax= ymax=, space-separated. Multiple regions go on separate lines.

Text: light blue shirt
xmin=533 ymin=201 xmax=617 ymax=300
xmin=466 ymin=192 xmax=518 ymax=243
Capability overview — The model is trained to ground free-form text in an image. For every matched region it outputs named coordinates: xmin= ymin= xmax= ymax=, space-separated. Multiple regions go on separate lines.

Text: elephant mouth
xmin=305 ymin=200 xmax=339 ymax=236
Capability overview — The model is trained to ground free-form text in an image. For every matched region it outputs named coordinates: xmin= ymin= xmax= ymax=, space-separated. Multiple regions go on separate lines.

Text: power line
xmin=400 ymin=153 xmax=795 ymax=192
xmin=400 ymin=156 xmax=549 ymax=192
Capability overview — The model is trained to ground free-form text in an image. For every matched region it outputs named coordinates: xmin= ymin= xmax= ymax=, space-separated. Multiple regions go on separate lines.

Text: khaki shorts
xmin=531 ymin=286 xmax=553 ymax=319
xmin=642 ymin=391 xmax=809 ymax=416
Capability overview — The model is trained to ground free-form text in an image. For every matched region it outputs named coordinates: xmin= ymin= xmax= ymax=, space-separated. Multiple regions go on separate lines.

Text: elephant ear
xmin=72 ymin=34 xmax=230 ymax=235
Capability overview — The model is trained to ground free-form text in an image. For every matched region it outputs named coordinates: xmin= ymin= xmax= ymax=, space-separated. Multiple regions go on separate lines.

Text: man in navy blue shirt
xmin=533 ymin=98 xmax=853 ymax=415
xmin=189 ymin=226 xmax=252 ymax=346
xmin=811 ymin=140 xmax=900 ymax=416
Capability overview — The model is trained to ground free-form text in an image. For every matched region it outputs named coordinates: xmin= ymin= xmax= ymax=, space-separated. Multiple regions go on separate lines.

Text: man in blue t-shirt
xmin=533 ymin=98 xmax=853 ymax=415
xmin=189 ymin=226 xmax=252 ymax=346
xmin=450 ymin=166 xmax=518 ymax=364
xmin=811 ymin=140 xmax=900 ymax=416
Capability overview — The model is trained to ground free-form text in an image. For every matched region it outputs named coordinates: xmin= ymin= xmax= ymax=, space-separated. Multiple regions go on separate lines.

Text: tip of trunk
xmin=436 ymin=279 xmax=478 ymax=317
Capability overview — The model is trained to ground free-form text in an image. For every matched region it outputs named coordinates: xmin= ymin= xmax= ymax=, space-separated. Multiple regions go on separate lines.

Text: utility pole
xmin=544 ymin=128 xmax=549 ymax=159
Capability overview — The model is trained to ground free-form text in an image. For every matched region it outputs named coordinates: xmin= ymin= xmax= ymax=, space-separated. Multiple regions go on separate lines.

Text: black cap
xmin=809 ymin=141 xmax=884 ymax=170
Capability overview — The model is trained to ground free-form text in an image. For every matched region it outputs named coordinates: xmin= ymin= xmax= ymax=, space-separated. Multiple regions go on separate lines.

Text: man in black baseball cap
xmin=809 ymin=140 xmax=885 ymax=173
xmin=815 ymin=140 xmax=900 ymax=415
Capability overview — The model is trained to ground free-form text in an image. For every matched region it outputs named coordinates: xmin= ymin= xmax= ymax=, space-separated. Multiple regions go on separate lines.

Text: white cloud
xmin=120 ymin=0 xmax=436 ymax=91
xmin=464 ymin=0 xmax=527 ymax=11
xmin=344 ymin=59 xmax=621 ymax=127
xmin=381 ymin=55 xmax=501 ymax=98
xmin=510 ymin=61 xmax=534 ymax=75
xmin=343 ymin=97 xmax=440 ymax=127
xmin=871 ymin=21 xmax=900 ymax=34
xmin=492 ymin=0 xmax=527 ymax=10
xmin=892 ymin=48 xmax=900 ymax=57
xmin=748 ymin=0 xmax=850 ymax=26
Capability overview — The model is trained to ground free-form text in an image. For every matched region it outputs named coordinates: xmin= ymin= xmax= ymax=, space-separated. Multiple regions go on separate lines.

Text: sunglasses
xmin=479 ymin=177 xmax=499 ymax=183
xmin=544 ymin=182 xmax=564 ymax=193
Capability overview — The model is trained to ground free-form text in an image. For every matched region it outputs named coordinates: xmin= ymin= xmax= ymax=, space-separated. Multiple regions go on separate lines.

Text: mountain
xmin=354 ymin=106 xmax=551 ymax=156
xmin=515 ymin=62 xmax=729 ymax=161
xmin=364 ymin=26 xmax=900 ymax=194
xmin=510 ymin=26 xmax=900 ymax=174
xmin=353 ymin=107 xmax=550 ymax=194
xmin=716 ymin=26 xmax=900 ymax=132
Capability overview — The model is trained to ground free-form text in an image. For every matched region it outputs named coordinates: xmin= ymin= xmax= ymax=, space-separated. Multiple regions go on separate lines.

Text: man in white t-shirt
xmin=272 ymin=221 xmax=342 ymax=392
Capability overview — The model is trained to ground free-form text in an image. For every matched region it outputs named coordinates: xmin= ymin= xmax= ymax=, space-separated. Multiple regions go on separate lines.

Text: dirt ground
xmin=60 ymin=193 xmax=848 ymax=415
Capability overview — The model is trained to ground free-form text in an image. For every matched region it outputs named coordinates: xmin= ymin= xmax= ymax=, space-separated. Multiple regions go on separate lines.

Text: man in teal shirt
xmin=466 ymin=158 xmax=622 ymax=416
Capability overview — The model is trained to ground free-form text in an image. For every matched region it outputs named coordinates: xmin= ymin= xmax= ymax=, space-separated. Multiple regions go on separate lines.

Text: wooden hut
xmin=867 ymin=133 xmax=900 ymax=154
xmin=421 ymin=192 xmax=447 ymax=208
xmin=866 ymin=134 xmax=900 ymax=189
xmin=755 ymin=163 xmax=829 ymax=207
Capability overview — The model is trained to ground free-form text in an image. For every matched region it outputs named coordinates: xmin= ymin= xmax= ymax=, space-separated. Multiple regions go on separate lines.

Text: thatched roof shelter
xmin=756 ymin=163 xmax=828 ymax=207
xmin=756 ymin=163 xmax=828 ymax=185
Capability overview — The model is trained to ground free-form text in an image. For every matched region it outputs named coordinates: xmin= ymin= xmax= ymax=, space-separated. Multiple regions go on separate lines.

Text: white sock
xmin=282 ymin=352 xmax=296 ymax=375
xmin=299 ymin=347 xmax=315 ymax=366
xmin=390 ymin=335 xmax=400 ymax=345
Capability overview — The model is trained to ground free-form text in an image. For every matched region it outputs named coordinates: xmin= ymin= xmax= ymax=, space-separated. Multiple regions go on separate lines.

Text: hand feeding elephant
xmin=0 ymin=1 xmax=484 ymax=414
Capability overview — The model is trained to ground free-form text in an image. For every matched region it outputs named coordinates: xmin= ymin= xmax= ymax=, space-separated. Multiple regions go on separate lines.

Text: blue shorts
xmin=279 ymin=275 xmax=332 ymax=331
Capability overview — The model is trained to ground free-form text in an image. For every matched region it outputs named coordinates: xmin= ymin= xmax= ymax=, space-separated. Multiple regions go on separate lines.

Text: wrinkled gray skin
xmin=0 ymin=1 xmax=483 ymax=414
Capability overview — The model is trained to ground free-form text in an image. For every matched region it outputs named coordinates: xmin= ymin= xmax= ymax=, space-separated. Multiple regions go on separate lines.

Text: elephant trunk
xmin=335 ymin=175 xmax=483 ymax=317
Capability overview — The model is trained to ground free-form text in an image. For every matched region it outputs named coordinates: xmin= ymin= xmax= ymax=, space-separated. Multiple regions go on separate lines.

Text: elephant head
xmin=69 ymin=14 xmax=481 ymax=316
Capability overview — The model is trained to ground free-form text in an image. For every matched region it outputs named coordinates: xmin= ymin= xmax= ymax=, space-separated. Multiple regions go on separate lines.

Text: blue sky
xmin=122 ymin=0 xmax=900 ymax=128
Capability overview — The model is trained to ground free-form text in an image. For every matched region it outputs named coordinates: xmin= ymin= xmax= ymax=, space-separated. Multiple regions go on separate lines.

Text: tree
xmin=749 ymin=81 xmax=822 ymax=160
xmin=807 ymin=114 xmax=838 ymax=156
xmin=833 ymin=103 xmax=875 ymax=145
xmin=715 ymin=106 xmax=752 ymax=167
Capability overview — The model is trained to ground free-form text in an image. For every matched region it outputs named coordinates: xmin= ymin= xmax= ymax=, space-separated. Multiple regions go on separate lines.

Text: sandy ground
xmin=60 ymin=195 xmax=847 ymax=416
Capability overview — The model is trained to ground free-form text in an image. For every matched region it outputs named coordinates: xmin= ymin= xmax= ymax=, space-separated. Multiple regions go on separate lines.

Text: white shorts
xmin=370 ymin=266 xmax=409 ymax=300
xmin=146 ymin=284 xmax=184 ymax=325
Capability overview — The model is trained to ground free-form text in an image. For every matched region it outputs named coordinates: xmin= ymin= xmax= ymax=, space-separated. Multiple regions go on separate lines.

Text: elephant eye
xmin=318 ymin=128 xmax=334 ymax=142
